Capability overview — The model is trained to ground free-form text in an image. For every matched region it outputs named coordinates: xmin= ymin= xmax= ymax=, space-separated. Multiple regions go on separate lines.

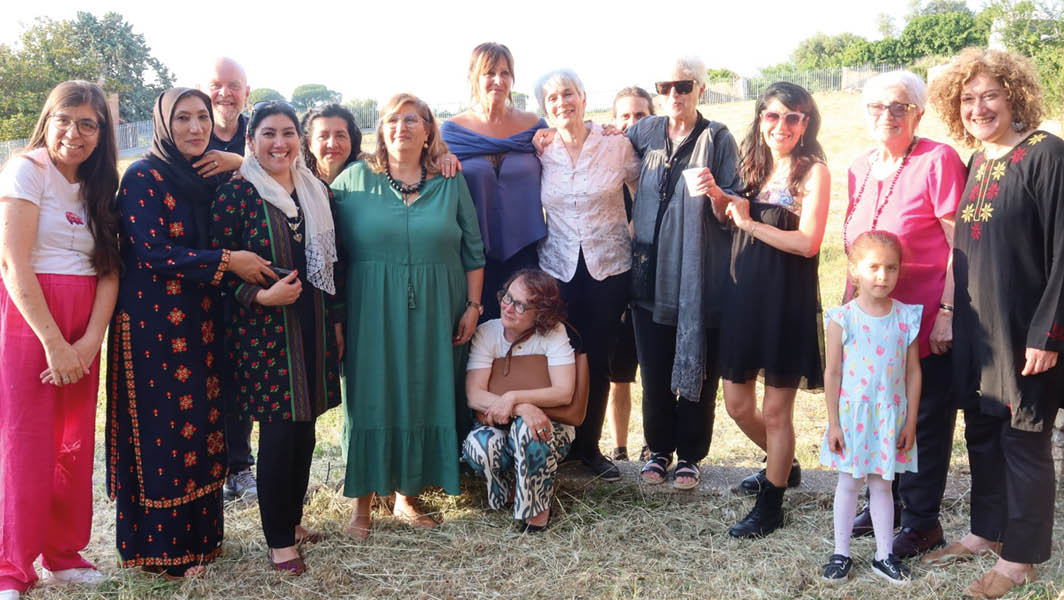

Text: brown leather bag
xmin=475 ymin=351 xmax=589 ymax=427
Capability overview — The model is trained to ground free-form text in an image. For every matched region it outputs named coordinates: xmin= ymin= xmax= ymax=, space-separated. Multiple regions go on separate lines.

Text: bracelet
xmin=465 ymin=300 xmax=484 ymax=315
xmin=939 ymin=303 xmax=954 ymax=312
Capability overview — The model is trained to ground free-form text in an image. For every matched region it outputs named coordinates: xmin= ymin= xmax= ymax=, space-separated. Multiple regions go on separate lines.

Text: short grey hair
xmin=534 ymin=69 xmax=586 ymax=115
xmin=672 ymin=56 xmax=707 ymax=88
xmin=863 ymin=70 xmax=928 ymax=111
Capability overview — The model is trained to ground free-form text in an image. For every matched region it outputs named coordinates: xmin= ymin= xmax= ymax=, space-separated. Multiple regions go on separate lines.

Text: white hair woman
xmin=530 ymin=68 xmax=640 ymax=480
xmin=833 ymin=70 xmax=966 ymax=559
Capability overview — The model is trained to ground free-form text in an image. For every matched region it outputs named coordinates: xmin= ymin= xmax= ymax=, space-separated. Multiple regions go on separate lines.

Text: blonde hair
xmin=468 ymin=42 xmax=515 ymax=109
xmin=929 ymin=48 xmax=1045 ymax=148
xmin=365 ymin=93 xmax=449 ymax=177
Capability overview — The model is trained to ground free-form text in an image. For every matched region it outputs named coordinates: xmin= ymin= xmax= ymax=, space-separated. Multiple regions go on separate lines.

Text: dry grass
xmin=48 ymin=92 xmax=1064 ymax=599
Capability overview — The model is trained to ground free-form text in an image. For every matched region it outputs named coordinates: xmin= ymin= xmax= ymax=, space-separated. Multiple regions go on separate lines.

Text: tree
xmin=0 ymin=12 xmax=173 ymax=139
xmin=984 ymin=0 xmax=1064 ymax=116
xmin=291 ymin=84 xmax=341 ymax=112
xmin=706 ymin=68 xmax=739 ymax=82
xmin=248 ymin=88 xmax=285 ymax=105
xmin=877 ymin=12 xmax=898 ymax=38
xmin=791 ymin=32 xmax=869 ymax=69
xmin=895 ymin=11 xmax=990 ymax=62
xmin=920 ymin=0 xmax=974 ymax=15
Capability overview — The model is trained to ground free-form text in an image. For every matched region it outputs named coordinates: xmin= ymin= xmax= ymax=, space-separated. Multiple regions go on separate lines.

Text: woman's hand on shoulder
xmin=194 ymin=150 xmax=243 ymax=178
xmin=533 ymin=128 xmax=556 ymax=155
xmin=434 ymin=153 xmax=462 ymax=178
xmin=254 ymin=269 xmax=302 ymax=306
xmin=229 ymin=250 xmax=277 ymax=286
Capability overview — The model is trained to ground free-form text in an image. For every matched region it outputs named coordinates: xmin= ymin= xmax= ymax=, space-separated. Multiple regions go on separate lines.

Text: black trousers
xmin=965 ymin=406 xmax=1056 ymax=564
xmin=226 ymin=414 xmax=255 ymax=472
xmin=561 ymin=254 xmax=631 ymax=460
xmin=481 ymin=244 xmax=540 ymax=321
xmin=257 ymin=420 xmax=316 ymax=548
xmin=897 ymin=352 xmax=956 ymax=529
xmin=632 ymin=306 xmax=719 ymax=462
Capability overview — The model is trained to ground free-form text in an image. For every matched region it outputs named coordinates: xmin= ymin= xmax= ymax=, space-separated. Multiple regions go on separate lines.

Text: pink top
xmin=844 ymin=137 xmax=966 ymax=358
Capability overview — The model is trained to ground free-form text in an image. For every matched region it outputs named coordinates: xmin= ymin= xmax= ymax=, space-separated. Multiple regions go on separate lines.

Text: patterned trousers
xmin=462 ymin=417 xmax=575 ymax=520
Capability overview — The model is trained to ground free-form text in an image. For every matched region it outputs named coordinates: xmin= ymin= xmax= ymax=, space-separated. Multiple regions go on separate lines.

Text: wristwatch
xmin=466 ymin=300 xmax=484 ymax=315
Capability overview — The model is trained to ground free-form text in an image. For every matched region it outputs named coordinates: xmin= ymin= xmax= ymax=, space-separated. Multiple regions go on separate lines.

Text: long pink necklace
xmin=843 ymin=137 xmax=917 ymax=252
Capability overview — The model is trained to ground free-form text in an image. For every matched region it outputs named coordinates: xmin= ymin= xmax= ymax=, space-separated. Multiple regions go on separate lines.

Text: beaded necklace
xmin=385 ymin=165 xmax=427 ymax=198
xmin=843 ymin=137 xmax=917 ymax=251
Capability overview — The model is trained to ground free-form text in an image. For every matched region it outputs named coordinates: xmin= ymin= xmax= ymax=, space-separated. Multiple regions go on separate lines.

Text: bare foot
xmin=270 ymin=546 xmax=300 ymax=563
xmin=992 ymin=559 xmax=1035 ymax=585
xmin=394 ymin=493 xmax=440 ymax=528
xmin=959 ymin=533 xmax=1001 ymax=554
xmin=343 ymin=514 xmax=372 ymax=540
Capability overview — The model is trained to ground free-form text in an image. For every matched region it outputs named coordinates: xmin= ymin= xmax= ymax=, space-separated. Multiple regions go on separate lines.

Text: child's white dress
xmin=818 ymin=298 xmax=922 ymax=479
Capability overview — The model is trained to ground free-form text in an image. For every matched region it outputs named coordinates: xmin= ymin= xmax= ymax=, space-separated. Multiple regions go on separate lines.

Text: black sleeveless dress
xmin=718 ymin=183 xmax=824 ymax=390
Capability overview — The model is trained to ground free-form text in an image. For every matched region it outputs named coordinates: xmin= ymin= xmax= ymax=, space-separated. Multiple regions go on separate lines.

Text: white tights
xmin=833 ymin=472 xmax=895 ymax=560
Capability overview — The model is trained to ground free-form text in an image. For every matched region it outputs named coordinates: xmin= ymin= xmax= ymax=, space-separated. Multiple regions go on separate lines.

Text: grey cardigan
xmin=626 ymin=114 xmax=741 ymax=401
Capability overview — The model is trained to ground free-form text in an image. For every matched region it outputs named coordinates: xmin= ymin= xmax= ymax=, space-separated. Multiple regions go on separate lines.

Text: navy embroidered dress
xmin=954 ymin=131 xmax=1064 ymax=431
xmin=106 ymin=161 xmax=229 ymax=571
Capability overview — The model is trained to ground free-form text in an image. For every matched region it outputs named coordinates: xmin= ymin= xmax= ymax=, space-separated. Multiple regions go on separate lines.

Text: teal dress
xmin=331 ymin=161 xmax=485 ymax=497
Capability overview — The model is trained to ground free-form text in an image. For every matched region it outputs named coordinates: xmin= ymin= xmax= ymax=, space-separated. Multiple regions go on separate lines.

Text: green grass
xmin=43 ymin=92 xmax=1064 ymax=599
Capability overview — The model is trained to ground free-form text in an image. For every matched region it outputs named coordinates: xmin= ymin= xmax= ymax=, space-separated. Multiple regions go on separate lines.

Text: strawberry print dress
xmin=818 ymin=298 xmax=922 ymax=479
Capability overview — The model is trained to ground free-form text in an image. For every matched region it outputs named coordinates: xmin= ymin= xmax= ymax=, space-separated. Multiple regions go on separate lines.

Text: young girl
xmin=820 ymin=230 xmax=921 ymax=585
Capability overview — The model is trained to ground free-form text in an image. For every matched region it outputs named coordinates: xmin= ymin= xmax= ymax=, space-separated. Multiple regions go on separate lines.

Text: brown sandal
xmin=268 ymin=549 xmax=307 ymax=576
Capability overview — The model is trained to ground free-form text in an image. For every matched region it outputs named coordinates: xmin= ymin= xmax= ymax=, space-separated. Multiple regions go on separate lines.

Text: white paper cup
xmin=682 ymin=167 xmax=703 ymax=196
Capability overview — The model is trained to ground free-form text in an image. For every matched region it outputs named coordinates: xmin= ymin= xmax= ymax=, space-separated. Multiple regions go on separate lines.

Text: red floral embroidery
xmin=163 ymin=193 xmax=176 ymax=210
xmin=201 ymin=321 xmax=215 ymax=344
xmin=171 ymin=338 xmax=188 ymax=353
xmin=169 ymin=222 xmax=184 ymax=238
xmin=208 ymin=407 xmax=221 ymax=424
xmin=185 ymin=479 xmax=197 ymax=494
xmin=206 ymin=431 xmax=224 ymax=456
xmin=149 ymin=169 xmax=163 ymax=182
xmin=178 ymin=395 xmax=193 ymax=410
xmin=166 ymin=280 xmax=181 ymax=296
xmin=971 ymin=222 xmax=982 ymax=240
xmin=1010 ymin=146 xmax=1027 ymax=163
xmin=65 ymin=211 xmax=84 ymax=225
xmin=183 ymin=451 xmax=198 ymax=467
xmin=210 ymin=462 xmax=224 ymax=479
xmin=167 ymin=308 xmax=186 ymax=326
xmin=180 ymin=422 xmax=196 ymax=439
xmin=206 ymin=376 xmax=220 ymax=400
xmin=985 ymin=182 xmax=999 ymax=201
xmin=174 ymin=365 xmax=191 ymax=382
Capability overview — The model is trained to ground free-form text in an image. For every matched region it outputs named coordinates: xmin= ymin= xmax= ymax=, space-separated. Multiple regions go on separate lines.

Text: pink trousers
xmin=0 ymin=274 xmax=99 ymax=593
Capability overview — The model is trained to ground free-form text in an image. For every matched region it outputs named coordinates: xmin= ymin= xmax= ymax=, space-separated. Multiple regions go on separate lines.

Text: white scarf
xmin=239 ymin=153 xmax=337 ymax=295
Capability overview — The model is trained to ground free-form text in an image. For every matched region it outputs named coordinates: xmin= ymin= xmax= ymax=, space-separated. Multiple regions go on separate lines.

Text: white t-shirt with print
xmin=466 ymin=319 xmax=575 ymax=370
xmin=0 ymin=148 xmax=95 ymax=275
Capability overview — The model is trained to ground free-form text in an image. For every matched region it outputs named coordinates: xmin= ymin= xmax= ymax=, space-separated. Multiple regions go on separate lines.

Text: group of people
xmin=0 ymin=40 xmax=1061 ymax=600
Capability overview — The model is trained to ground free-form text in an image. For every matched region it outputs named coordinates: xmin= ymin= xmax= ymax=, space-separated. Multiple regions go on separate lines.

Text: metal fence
xmin=0 ymin=120 xmax=155 ymax=167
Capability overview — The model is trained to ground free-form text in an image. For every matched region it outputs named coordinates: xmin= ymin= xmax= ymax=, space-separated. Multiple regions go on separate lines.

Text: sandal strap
xmin=641 ymin=453 xmax=671 ymax=474
xmin=673 ymin=460 xmax=700 ymax=478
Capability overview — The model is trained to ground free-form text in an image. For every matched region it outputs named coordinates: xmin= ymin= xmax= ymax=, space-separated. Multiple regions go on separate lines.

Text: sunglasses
xmin=251 ymin=100 xmax=296 ymax=115
xmin=655 ymin=80 xmax=695 ymax=95
xmin=866 ymin=102 xmax=918 ymax=118
xmin=761 ymin=110 xmax=806 ymax=127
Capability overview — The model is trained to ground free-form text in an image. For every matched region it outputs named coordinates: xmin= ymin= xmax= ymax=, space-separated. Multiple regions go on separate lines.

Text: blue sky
xmin=0 ymin=0 xmax=981 ymax=110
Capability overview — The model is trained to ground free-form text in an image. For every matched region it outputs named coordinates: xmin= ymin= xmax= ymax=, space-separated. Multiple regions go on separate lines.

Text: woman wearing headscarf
xmin=106 ymin=88 xmax=273 ymax=579
xmin=212 ymin=101 xmax=342 ymax=574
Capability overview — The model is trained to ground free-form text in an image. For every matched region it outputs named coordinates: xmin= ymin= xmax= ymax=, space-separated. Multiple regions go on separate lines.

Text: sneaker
xmin=39 ymin=567 xmax=104 ymax=586
xmin=821 ymin=554 xmax=853 ymax=583
xmin=224 ymin=468 xmax=258 ymax=501
xmin=611 ymin=446 xmax=628 ymax=461
xmin=871 ymin=554 xmax=912 ymax=585
xmin=581 ymin=453 xmax=621 ymax=481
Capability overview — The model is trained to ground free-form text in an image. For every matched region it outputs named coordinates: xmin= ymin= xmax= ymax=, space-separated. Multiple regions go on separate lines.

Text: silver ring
xmin=213 ymin=160 xmax=218 ymax=167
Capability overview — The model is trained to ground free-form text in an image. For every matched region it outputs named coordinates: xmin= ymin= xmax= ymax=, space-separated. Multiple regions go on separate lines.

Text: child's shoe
xmin=871 ymin=554 xmax=912 ymax=585
xmin=821 ymin=554 xmax=853 ymax=583
xmin=39 ymin=567 xmax=104 ymax=586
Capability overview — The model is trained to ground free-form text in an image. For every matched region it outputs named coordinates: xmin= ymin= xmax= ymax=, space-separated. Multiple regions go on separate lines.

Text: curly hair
xmin=928 ymin=48 xmax=1045 ymax=148
xmin=500 ymin=269 xmax=566 ymax=336
xmin=739 ymin=81 xmax=826 ymax=199
xmin=364 ymin=93 xmax=448 ymax=177
xmin=299 ymin=103 xmax=362 ymax=177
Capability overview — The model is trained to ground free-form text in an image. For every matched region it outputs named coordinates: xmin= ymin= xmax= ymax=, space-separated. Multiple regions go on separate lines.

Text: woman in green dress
xmin=331 ymin=93 xmax=485 ymax=538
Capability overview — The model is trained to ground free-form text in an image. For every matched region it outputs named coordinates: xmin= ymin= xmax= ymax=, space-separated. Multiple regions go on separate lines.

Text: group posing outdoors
xmin=0 ymin=40 xmax=1061 ymax=600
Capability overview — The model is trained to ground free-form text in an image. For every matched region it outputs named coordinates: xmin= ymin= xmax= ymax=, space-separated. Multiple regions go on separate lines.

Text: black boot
xmin=728 ymin=480 xmax=785 ymax=538
xmin=735 ymin=458 xmax=801 ymax=496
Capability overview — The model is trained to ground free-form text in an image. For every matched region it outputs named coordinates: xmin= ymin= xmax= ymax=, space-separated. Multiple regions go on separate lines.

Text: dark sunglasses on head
xmin=252 ymin=100 xmax=296 ymax=115
xmin=655 ymin=80 xmax=695 ymax=95
xmin=761 ymin=110 xmax=807 ymax=127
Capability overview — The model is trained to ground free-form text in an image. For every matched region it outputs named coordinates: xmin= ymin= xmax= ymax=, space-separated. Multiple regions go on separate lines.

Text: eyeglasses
xmin=761 ymin=110 xmax=806 ymax=127
xmin=497 ymin=290 xmax=531 ymax=315
xmin=384 ymin=113 xmax=425 ymax=129
xmin=50 ymin=114 xmax=100 ymax=136
xmin=959 ymin=89 xmax=1009 ymax=107
xmin=251 ymin=100 xmax=296 ymax=115
xmin=655 ymin=80 xmax=695 ymax=95
xmin=866 ymin=102 xmax=918 ymax=118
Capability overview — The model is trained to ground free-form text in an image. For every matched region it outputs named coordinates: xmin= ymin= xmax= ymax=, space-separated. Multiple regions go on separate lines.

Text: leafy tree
xmin=920 ymin=0 xmax=973 ymax=15
xmin=895 ymin=12 xmax=990 ymax=62
xmin=985 ymin=0 xmax=1064 ymax=116
xmin=706 ymin=68 xmax=739 ymax=82
xmin=248 ymin=88 xmax=285 ymax=105
xmin=791 ymin=32 xmax=869 ymax=69
xmin=291 ymin=84 xmax=341 ymax=112
xmin=0 ymin=12 xmax=173 ymax=139
xmin=877 ymin=12 xmax=898 ymax=38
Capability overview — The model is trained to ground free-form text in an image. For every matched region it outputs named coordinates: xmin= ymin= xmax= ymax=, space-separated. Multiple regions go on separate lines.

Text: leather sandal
xmin=963 ymin=568 xmax=1030 ymax=598
xmin=640 ymin=452 xmax=671 ymax=484
xmin=671 ymin=460 xmax=700 ymax=490
xmin=268 ymin=549 xmax=307 ymax=576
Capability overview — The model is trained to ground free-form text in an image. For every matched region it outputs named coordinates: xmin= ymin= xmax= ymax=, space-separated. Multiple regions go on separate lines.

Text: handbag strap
xmin=501 ymin=319 xmax=583 ymax=376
